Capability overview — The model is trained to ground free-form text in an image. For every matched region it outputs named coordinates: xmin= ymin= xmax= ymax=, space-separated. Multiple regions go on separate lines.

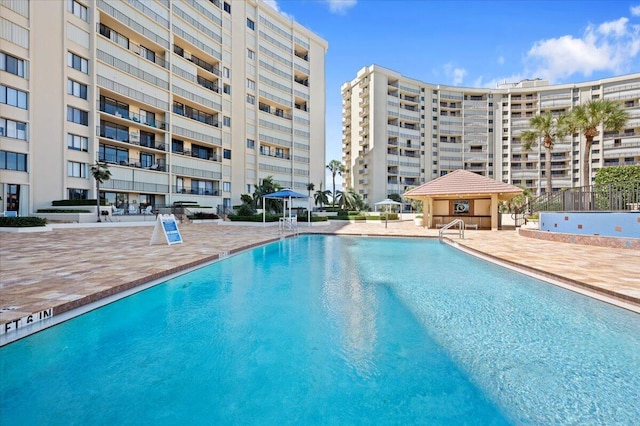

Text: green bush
xmin=52 ymin=199 xmax=106 ymax=206
xmin=310 ymin=216 xmax=328 ymax=222
xmin=227 ymin=214 xmax=280 ymax=222
xmin=236 ymin=204 xmax=256 ymax=216
xmin=37 ymin=209 xmax=92 ymax=213
xmin=187 ymin=212 xmax=219 ymax=220
xmin=0 ymin=217 xmax=47 ymax=227
xmin=366 ymin=213 xmax=399 ymax=221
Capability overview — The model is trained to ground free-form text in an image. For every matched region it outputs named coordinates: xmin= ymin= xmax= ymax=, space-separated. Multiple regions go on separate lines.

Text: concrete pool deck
xmin=1 ymin=219 xmax=639 ymax=343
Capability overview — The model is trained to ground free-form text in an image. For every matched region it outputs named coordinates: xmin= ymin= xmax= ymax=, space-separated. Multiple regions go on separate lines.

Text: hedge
xmin=227 ymin=214 xmax=280 ymax=222
xmin=52 ymin=199 xmax=107 ymax=206
xmin=187 ymin=212 xmax=219 ymax=220
xmin=37 ymin=209 xmax=92 ymax=213
xmin=0 ymin=217 xmax=47 ymax=227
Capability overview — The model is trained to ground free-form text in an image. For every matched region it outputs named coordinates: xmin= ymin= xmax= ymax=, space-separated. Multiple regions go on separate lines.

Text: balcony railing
xmin=97 ymin=126 xmax=167 ymax=151
xmin=98 ymin=102 xmax=167 ymax=130
xmin=173 ymin=45 xmax=220 ymax=76
xmin=172 ymin=149 xmax=221 ymax=162
xmin=173 ymin=187 xmax=220 ymax=196
xmin=97 ymin=154 xmax=166 ymax=171
xmin=259 ymin=149 xmax=291 ymax=160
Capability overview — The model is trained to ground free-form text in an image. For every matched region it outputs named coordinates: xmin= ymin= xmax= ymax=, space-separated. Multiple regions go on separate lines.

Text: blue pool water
xmin=1 ymin=235 xmax=639 ymax=424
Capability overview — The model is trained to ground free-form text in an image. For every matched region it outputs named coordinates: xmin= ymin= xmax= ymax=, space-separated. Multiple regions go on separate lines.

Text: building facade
xmin=342 ymin=65 xmax=640 ymax=205
xmin=0 ymin=0 xmax=327 ymax=216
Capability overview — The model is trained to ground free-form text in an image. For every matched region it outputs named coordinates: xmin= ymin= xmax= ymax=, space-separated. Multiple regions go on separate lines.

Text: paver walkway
xmin=1 ymin=220 xmax=639 ymax=343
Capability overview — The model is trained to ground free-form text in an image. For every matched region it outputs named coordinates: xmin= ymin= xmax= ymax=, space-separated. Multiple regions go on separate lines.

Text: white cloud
xmin=631 ymin=5 xmax=640 ymax=16
xmin=443 ymin=63 xmax=467 ymax=86
xmin=524 ymin=17 xmax=640 ymax=82
xmin=258 ymin=0 xmax=294 ymax=20
xmin=473 ymin=74 xmax=527 ymax=89
xmin=497 ymin=55 xmax=505 ymax=65
xmin=598 ymin=17 xmax=629 ymax=37
xmin=323 ymin=0 xmax=357 ymax=14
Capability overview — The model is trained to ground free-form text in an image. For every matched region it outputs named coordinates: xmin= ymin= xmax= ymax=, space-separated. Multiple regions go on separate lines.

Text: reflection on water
xmin=321 ymin=236 xmax=379 ymax=378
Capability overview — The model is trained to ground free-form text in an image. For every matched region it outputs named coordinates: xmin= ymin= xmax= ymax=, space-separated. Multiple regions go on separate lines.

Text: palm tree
xmin=252 ymin=176 xmax=281 ymax=212
xmin=336 ymin=187 xmax=364 ymax=211
xmin=521 ymin=111 xmax=569 ymax=194
xmin=91 ymin=161 xmax=111 ymax=222
xmin=314 ymin=183 xmax=330 ymax=209
xmin=326 ymin=160 xmax=344 ymax=207
xmin=566 ymin=99 xmax=629 ymax=187
xmin=306 ymin=182 xmax=315 ymax=197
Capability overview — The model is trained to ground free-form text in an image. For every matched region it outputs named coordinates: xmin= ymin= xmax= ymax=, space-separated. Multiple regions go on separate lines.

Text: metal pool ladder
xmin=438 ymin=219 xmax=464 ymax=241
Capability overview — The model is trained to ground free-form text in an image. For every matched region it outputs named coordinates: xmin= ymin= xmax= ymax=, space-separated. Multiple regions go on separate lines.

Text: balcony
xmin=97 ymin=101 xmax=167 ymax=130
xmin=97 ymin=125 xmax=167 ymax=151
xmin=173 ymin=187 xmax=221 ymax=196
xmin=258 ymin=102 xmax=292 ymax=120
xmin=173 ymin=45 xmax=220 ymax=76
xmin=259 ymin=147 xmax=291 ymax=160
xmin=97 ymin=153 xmax=166 ymax=172
xmin=172 ymin=103 xmax=219 ymax=127
xmin=197 ymin=75 xmax=220 ymax=93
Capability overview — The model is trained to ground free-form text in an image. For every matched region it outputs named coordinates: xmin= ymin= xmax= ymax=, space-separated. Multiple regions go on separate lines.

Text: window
xmin=223 ymin=1 xmax=231 ymax=13
xmin=67 ymin=133 xmax=88 ymax=151
xmin=247 ymin=49 xmax=255 ymax=60
xmin=68 ymin=52 xmax=88 ymax=73
xmin=246 ymin=94 xmax=255 ymax=105
xmin=68 ymin=0 xmax=88 ymax=21
xmin=247 ymin=18 xmax=255 ymax=30
xmin=67 ymin=79 xmax=88 ymax=99
xmin=0 ymin=150 xmax=27 ymax=171
xmin=247 ymin=79 xmax=255 ymax=90
xmin=0 ymin=52 xmax=26 ymax=77
xmin=223 ymin=149 xmax=231 ymax=159
xmin=68 ymin=188 xmax=88 ymax=200
xmin=223 ymin=181 xmax=231 ymax=192
xmin=223 ymin=84 xmax=231 ymax=94
xmin=172 ymin=138 xmax=184 ymax=154
xmin=223 ymin=116 xmax=231 ymax=127
xmin=99 ymin=144 xmax=129 ymax=164
xmin=139 ymin=46 xmax=155 ymax=63
xmin=0 ymin=85 xmax=28 ymax=109
xmin=246 ymin=138 xmax=255 ymax=148
xmin=0 ymin=118 xmax=27 ymax=140
xmin=67 ymin=161 xmax=87 ymax=177
xmin=67 ymin=106 xmax=89 ymax=125
xmin=223 ymin=67 xmax=230 ymax=78
xmin=140 ymin=152 xmax=154 ymax=168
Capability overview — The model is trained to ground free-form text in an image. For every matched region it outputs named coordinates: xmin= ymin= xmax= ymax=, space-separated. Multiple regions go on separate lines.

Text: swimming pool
xmin=1 ymin=235 xmax=639 ymax=424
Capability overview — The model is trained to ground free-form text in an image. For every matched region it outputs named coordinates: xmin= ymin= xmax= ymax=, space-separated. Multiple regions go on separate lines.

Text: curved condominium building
xmin=341 ymin=65 xmax=640 ymax=204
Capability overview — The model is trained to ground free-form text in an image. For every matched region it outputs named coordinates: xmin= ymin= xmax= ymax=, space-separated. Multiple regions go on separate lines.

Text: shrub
xmin=236 ymin=204 xmax=256 ymax=216
xmin=37 ymin=209 xmax=92 ymax=213
xmin=227 ymin=214 xmax=279 ymax=222
xmin=0 ymin=217 xmax=47 ymax=227
xmin=52 ymin=199 xmax=106 ymax=206
xmin=187 ymin=212 xmax=219 ymax=220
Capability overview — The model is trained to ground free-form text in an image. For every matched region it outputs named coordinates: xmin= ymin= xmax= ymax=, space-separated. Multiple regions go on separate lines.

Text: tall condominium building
xmin=342 ymin=65 xmax=640 ymax=205
xmin=0 ymin=0 xmax=327 ymax=215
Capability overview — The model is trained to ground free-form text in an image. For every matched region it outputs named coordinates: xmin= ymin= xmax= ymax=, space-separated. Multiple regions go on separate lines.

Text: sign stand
xmin=149 ymin=214 xmax=184 ymax=245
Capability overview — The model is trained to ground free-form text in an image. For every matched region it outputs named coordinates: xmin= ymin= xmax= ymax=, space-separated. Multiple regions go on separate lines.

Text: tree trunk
xmin=96 ymin=182 xmax=101 ymax=222
xmin=545 ymin=146 xmax=552 ymax=194
xmin=582 ymin=137 xmax=593 ymax=188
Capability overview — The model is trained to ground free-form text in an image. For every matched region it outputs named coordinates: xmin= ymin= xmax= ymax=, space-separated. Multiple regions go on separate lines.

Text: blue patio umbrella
xmin=262 ymin=189 xmax=309 ymax=226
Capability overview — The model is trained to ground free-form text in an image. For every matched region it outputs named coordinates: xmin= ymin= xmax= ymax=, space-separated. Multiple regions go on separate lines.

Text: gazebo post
xmin=491 ymin=193 xmax=499 ymax=230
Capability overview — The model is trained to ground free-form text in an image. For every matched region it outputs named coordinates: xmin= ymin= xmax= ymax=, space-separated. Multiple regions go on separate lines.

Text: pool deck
xmin=1 ymin=220 xmax=639 ymax=342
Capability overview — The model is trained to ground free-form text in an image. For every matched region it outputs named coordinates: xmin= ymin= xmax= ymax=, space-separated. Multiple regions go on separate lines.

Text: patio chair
xmin=141 ymin=206 xmax=153 ymax=215
xmin=111 ymin=205 xmax=125 ymax=215
xmin=128 ymin=205 xmax=138 ymax=215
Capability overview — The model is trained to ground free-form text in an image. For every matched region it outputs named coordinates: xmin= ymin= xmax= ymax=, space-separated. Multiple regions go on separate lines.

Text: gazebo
xmin=403 ymin=170 xmax=523 ymax=230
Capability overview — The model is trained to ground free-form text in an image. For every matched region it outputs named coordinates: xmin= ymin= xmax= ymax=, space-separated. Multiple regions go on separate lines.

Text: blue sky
xmin=261 ymin=0 xmax=640 ymax=188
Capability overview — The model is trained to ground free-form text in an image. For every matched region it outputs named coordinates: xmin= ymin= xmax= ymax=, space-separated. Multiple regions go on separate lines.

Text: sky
xmin=260 ymin=0 xmax=640 ymax=189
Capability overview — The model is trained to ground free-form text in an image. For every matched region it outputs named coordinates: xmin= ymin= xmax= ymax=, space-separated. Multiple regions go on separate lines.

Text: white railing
xmin=438 ymin=218 xmax=465 ymax=241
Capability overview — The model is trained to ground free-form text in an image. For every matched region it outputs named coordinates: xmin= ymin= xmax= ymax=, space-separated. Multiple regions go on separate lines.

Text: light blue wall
xmin=540 ymin=212 xmax=640 ymax=238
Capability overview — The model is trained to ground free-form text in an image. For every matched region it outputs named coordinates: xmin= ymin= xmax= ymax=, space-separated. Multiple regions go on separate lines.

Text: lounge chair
xmin=141 ymin=206 xmax=153 ymax=215
xmin=128 ymin=205 xmax=138 ymax=215
xmin=111 ymin=206 xmax=124 ymax=215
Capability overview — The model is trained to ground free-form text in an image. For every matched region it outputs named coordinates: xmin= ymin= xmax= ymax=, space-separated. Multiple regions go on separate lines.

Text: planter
xmin=414 ymin=218 xmax=423 ymax=226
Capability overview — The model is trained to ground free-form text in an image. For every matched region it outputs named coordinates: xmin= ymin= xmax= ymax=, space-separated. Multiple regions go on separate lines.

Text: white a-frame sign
xmin=150 ymin=214 xmax=184 ymax=245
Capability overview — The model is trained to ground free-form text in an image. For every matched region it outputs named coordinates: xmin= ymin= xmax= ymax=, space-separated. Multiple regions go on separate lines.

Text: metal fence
xmin=530 ymin=180 xmax=640 ymax=212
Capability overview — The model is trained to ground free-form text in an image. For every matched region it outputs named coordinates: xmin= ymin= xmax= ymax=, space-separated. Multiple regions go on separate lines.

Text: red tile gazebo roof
xmin=404 ymin=170 xmax=522 ymax=199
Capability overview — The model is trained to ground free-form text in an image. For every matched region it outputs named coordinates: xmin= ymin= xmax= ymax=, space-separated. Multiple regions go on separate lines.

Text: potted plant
xmin=414 ymin=214 xmax=423 ymax=226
